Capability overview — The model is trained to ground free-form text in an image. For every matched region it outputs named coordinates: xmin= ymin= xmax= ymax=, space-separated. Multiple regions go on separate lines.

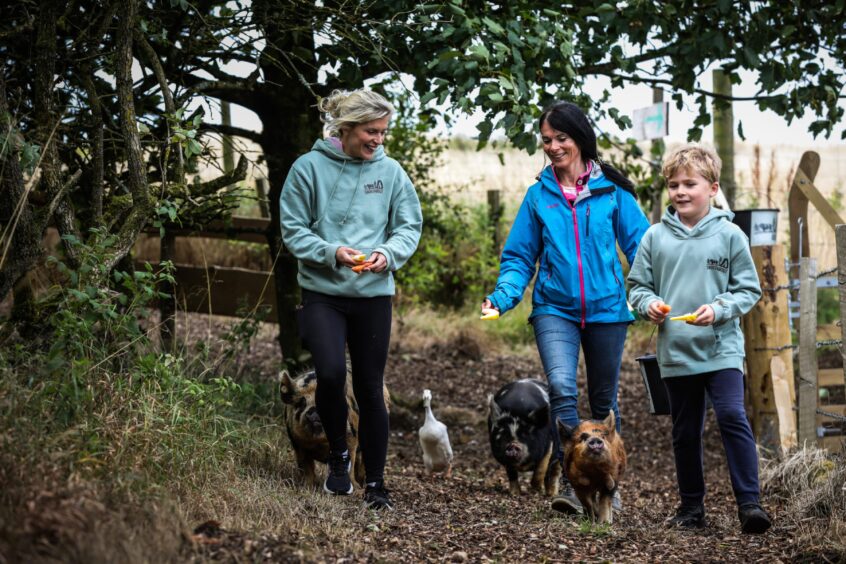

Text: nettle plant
xmin=44 ymin=228 xmax=174 ymax=376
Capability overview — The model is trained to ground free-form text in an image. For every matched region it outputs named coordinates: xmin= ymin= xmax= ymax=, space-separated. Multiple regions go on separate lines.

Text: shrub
xmin=382 ymin=85 xmax=500 ymax=310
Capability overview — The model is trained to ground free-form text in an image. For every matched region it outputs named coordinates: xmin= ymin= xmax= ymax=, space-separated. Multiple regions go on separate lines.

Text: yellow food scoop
xmin=670 ymin=313 xmax=698 ymax=322
xmin=352 ymin=254 xmax=367 ymax=262
xmin=480 ymin=308 xmax=500 ymax=320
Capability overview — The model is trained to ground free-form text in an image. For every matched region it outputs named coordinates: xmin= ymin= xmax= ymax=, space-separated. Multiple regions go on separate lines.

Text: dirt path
xmin=190 ymin=334 xmax=797 ymax=563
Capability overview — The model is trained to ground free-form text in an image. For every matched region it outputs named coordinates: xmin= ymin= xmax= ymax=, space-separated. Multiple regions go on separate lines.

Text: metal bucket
xmin=636 ymin=354 xmax=671 ymax=415
xmin=635 ymin=354 xmax=713 ymax=415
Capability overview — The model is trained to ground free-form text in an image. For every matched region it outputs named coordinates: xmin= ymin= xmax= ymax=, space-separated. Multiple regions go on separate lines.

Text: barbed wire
xmin=817 ymin=408 xmax=846 ymax=423
xmin=761 ymin=265 xmax=839 ymax=293
xmin=754 ymin=339 xmax=842 ymax=352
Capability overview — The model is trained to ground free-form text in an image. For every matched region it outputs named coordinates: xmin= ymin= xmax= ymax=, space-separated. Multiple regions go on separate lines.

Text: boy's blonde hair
xmin=662 ymin=144 xmax=722 ymax=183
xmin=317 ymin=89 xmax=394 ymax=137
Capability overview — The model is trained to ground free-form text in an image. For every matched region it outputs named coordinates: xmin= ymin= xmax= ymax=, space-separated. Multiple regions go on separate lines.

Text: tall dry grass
xmin=761 ymin=444 xmax=846 ymax=559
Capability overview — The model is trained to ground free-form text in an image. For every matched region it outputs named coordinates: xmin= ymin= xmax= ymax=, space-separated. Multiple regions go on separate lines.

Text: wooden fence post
xmin=742 ymin=244 xmax=797 ymax=454
xmin=798 ymin=257 xmax=818 ymax=445
xmin=487 ymin=189 xmax=503 ymax=254
xmin=712 ymin=68 xmax=736 ymax=208
xmin=256 ymin=178 xmax=270 ymax=218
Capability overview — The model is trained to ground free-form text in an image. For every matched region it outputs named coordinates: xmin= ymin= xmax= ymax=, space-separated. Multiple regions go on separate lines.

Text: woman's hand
xmin=688 ymin=304 xmax=715 ymax=326
xmin=366 ymin=252 xmax=388 ymax=273
xmin=481 ymin=299 xmax=499 ymax=315
xmin=646 ymin=300 xmax=670 ymax=325
xmin=336 ymin=246 xmax=364 ymax=267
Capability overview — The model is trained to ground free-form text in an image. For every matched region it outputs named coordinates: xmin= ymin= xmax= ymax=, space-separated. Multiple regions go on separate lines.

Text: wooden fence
xmin=138 ymin=215 xmax=277 ymax=324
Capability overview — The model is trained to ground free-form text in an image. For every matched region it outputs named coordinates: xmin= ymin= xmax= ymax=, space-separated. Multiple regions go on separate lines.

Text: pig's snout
xmin=587 ymin=437 xmax=605 ymax=452
xmin=305 ymin=408 xmax=323 ymax=434
xmin=505 ymin=442 xmax=523 ymax=460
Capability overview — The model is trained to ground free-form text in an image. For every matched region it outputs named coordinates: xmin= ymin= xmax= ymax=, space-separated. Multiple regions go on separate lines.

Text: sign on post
xmin=632 ymin=101 xmax=669 ymax=141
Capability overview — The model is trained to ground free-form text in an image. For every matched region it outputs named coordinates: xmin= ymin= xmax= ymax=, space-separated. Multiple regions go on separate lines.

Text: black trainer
xmin=551 ymin=477 xmax=582 ymax=515
xmin=324 ymin=450 xmax=353 ymax=495
xmin=363 ymin=481 xmax=394 ymax=510
xmin=667 ymin=504 xmax=706 ymax=529
xmin=738 ymin=503 xmax=772 ymax=534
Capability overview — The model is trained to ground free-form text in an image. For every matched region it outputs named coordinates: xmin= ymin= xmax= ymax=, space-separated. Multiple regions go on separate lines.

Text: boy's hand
xmin=688 ymin=305 xmax=715 ymax=326
xmin=646 ymin=300 xmax=670 ymax=325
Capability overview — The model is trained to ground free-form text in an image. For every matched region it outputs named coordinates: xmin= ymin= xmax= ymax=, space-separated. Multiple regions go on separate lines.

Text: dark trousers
xmin=664 ymin=368 xmax=760 ymax=506
xmin=297 ymin=289 xmax=392 ymax=484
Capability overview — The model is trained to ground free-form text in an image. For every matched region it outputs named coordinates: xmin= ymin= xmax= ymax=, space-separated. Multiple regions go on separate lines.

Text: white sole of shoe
xmin=324 ymin=482 xmax=354 ymax=495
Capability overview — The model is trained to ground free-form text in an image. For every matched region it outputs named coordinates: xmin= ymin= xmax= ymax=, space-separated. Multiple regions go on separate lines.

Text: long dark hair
xmin=539 ymin=101 xmax=636 ymax=195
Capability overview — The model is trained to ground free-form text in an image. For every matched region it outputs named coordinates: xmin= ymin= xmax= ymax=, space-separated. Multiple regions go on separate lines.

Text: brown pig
xmin=557 ymin=411 xmax=627 ymax=524
xmin=280 ymin=368 xmax=390 ymax=489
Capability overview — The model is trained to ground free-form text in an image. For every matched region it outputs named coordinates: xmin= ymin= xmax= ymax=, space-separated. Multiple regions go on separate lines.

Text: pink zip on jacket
xmin=553 ymin=163 xmax=592 ymax=328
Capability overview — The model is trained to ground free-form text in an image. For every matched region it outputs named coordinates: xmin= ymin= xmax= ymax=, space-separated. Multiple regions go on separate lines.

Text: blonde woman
xmin=280 ymin=89 xmax=423 ymax=510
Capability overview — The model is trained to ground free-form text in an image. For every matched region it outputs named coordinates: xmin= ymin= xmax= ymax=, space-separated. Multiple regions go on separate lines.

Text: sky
xmin=218 ymin=68 xmax=846 ymax=150
xmin=444 ymin=69 xmax=846 ymax=148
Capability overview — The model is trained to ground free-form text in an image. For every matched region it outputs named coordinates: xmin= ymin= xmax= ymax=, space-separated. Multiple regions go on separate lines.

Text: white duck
xmin=418 ymin=389 xmax=453 ymax=477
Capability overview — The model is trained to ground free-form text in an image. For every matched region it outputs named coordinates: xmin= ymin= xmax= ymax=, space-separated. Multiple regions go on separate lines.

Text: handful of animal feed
xmin=480 ymin=308 xmax=500 ymax=320
xmin=670 ymin=313 xmax=698 ymax=322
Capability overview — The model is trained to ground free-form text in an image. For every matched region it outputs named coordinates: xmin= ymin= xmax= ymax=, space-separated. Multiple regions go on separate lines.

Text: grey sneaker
xmin=551 ymin=478 xmax=582 ymax=514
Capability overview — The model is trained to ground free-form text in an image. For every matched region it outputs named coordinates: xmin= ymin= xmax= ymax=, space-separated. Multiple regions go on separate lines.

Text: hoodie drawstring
xmin=314 ymin=159 xmax=347 ymax=228
xmin=339 ymin=164 xmax=365 ymax=225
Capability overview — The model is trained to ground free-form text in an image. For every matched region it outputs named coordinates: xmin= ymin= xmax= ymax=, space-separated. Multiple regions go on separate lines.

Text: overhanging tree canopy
xmin=2 ymin=0 xmax=844 ymax=363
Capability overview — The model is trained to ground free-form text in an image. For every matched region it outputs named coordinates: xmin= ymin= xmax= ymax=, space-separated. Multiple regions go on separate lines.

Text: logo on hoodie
xmin=706 ymin=257 xmax=729 ymax=273
xmin=364 ymin=179 xmax=384 ymax=194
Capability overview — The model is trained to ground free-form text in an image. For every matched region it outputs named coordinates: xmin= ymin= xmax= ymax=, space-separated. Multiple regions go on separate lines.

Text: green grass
xmin=576 ymin=517 xmax=613 ymax=536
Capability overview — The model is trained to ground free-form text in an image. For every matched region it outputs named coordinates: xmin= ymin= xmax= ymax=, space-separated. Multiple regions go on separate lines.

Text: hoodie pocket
xmin=713 ymin=319 xmax=743 ymax=356
xmin=661 ymin=323 xmax=718 ymax=366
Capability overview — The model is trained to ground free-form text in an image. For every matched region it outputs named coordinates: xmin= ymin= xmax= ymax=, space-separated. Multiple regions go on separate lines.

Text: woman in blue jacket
xmin=482 ymin=101 xmax=649 ymax=514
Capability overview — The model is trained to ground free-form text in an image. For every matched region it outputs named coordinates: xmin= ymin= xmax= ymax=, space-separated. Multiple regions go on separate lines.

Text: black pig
xmin=487 ymin=378 xmax=561 ymax=496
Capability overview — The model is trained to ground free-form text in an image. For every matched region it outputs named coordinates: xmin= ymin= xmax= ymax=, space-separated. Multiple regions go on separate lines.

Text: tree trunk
xmin=253 ymin=1 xmax=323 ymax=367
xmin=258 ymin=99 xmax=319 ymax=368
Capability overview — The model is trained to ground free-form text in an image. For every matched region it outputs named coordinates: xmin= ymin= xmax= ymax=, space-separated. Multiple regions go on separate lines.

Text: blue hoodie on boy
xmin=486 ymin=162 xmax=649 ymax=326
xmin=280 ymin=139 xmax=423 ymax=298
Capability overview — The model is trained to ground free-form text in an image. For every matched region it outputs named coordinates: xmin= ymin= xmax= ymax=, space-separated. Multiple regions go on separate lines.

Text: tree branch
xmin=202 ymin=123 xmax=263 ymax=144
xmin=106 ymin=0 xmax=154 ymax=273
xmin=606 ymin=73 xmax=785 ymax=102
xmin=190 ymin=154 xmax=249 ymax=196
xmin=134 ymin=28 xmax=185 ymax=187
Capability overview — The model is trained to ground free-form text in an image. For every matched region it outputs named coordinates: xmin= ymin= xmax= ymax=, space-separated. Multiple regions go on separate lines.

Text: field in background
xmin=431 ymin=140 xmax=846 ymax=269
xmin=187 ymin=136 xmax=846 ymax=271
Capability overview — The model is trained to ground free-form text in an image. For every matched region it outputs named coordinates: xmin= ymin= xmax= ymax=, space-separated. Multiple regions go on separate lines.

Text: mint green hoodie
xmin=627 ymin=207 xmax=762 ymax=377
xmin=280 ymin=139 xmax=422 ymax=297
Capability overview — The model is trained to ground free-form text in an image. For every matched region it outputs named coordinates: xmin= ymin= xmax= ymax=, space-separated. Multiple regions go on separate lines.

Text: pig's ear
xmin=488 ymin=394 xmax=501 ymax=419
xmin=603 ymin=410 xmax=616 ymax=437
xmin=557 ymin=419 xmax=574 ymax=443
xmin=279 ymin=370 xmax=294 ymax=404
xmin=529 ymin=403 xmax=549 ymax=427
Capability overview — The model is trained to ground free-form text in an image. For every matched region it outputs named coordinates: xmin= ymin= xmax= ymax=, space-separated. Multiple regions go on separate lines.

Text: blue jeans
xmin=532 ymin=315 xmax=628 ymax=442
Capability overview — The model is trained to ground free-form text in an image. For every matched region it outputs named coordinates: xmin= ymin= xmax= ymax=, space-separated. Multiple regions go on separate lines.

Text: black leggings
xmin=297 ymin=289 xmax=392 ymax=484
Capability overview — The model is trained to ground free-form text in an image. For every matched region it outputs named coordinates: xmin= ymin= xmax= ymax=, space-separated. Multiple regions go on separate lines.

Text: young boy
xmin=627 ymin=144 xmax=772 ymax=534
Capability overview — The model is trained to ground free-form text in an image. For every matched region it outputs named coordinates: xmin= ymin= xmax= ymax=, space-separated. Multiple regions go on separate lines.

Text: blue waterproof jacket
xmin=486 ymin=162 xmax=649 ymax=325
